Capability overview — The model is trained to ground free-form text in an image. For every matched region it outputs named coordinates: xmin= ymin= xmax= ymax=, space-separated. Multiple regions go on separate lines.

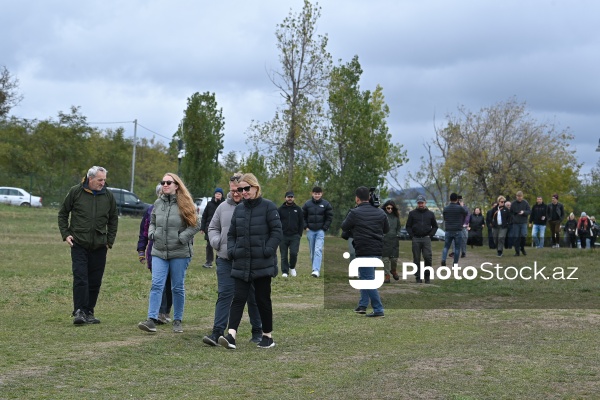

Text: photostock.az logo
xmin=345 ymin=252 xmax=385 ymax=290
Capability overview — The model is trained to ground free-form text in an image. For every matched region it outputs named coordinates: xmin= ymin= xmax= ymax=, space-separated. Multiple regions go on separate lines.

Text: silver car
xmin=0 ymin=186 xmax=43 ymax=207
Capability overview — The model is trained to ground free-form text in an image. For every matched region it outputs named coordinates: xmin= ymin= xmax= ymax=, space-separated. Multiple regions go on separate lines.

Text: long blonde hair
xmin=163 ymin=172 xmax=197 ymax=227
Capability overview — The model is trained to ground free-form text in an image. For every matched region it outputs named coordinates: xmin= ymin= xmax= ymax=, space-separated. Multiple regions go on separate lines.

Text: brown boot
xmin=384 ymin=274 xmax=391 ymax=283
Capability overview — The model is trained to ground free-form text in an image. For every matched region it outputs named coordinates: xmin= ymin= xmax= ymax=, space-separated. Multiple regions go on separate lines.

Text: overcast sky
xmin=2 ymin=0 xmax=599 ymax=182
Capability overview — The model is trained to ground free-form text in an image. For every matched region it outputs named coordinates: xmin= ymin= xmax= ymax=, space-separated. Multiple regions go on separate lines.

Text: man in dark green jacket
xmin=58 ymin=166 xmax=118 ymax=325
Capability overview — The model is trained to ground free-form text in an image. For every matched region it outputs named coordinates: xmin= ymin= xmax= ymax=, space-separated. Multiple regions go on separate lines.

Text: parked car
xmin=0 ymin=187 xmax=43 ymax=207
xmin=107 ymin=187 xmax=150 ymax=216
xmin=195 ymin=197 xmax=210 ymax=217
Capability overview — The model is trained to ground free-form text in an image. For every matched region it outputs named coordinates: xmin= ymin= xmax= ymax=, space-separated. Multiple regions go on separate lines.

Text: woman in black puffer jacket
xmin=219 ymin=173 xmax=282 ymax=350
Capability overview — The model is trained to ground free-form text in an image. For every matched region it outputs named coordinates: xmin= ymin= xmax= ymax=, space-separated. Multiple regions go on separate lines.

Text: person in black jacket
xmin=491 ymin=196 xmax=511 ymax=257
xmin=200 ymin=188 xmax=224 ymax=268
xmin=564 ymin=212 xmax=578 ymax=248
xmin=510 ymin=191 xmax=531 ymax=256
xmin=405 ymin=195 xmax=438 ymax=283
xmin=441 ymin=193 xmax=468 ymax=266
xmin=467 ymin=207 xmax=485 ymax=248
xmin=548 ymin=194 xmax=565 ymax=248
xmin=278 ymin=191 xmax=304 ymax=277
xmin=342 ymin=186 xmax=389 ymax=317
xmin=486 ymin=202 xmax=498 ymax=249
xmin=219 ymin=173 xmax=282 ymax=350
xmin=302 ymin=186 xmax=333 ymax=278
xmin=529 ymin=196 xmax=548 ymax=249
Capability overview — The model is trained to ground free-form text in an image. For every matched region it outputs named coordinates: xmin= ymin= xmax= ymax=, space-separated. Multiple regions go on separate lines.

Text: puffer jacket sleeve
xmin=264 ymin=202 xmax=283 ymax=257
xmin=178 ymin=216 xmax=201 ymax=244
xmin=227 ymin=208 xmax=238 ymax=260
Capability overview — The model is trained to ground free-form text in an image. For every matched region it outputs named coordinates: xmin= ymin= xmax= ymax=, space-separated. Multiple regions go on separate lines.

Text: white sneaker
xmin=311 ymin=270 xmax=319 ymax=278
xmin=281 ymin=273 xmax=288 ymax=278
xmin=290 ymin=269 xmax=297 ymax=277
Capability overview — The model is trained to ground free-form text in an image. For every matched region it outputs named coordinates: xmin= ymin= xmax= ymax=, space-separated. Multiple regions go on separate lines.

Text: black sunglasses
xmin=230 ymin=175 xmax=241 ymax=182
xmin=236 ymin=186 xmax=252 ymax=193
xmin=161 ymin=180 xmax=176 ymax=186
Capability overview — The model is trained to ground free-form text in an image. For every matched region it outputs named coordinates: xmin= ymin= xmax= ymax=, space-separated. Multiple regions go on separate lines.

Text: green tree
xmin=573 ymin=159 xmax=600 ymax=216
xmin=311 ymin=56 xmax=408 ymax=233
xmin=0 ymin=66 xmax=23 ymax=118
xmin=248 ymin=0 xmax=332 ymax=190
xmin=178 ymin=92 xmax=224 ymax=197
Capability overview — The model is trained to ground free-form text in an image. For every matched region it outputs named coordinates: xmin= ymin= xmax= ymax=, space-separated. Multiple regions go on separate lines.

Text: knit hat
xmin=581 ymin=212 xmax=587 ymax=217
xmin=214 ymin=187 xmax=224 ymax=196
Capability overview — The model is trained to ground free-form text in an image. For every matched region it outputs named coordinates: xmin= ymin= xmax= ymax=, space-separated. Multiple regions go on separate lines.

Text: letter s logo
xmin=348 ymin=258 xmax=385 ymax=290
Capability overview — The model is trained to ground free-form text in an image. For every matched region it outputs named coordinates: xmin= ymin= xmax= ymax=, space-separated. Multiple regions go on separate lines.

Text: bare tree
xmin=249 ymin=0 xmax=332 ymax=190
xmin=400 ymin=98 xmax=580 ymax=210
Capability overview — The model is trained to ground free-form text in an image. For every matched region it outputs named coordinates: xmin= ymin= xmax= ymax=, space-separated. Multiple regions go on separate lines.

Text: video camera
xmin=369 ymin=187 xmax=380 ymax=208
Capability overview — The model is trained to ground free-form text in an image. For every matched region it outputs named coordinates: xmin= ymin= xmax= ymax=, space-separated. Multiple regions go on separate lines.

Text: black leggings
xmin=228 ymin=276 xmax=272 ymax=334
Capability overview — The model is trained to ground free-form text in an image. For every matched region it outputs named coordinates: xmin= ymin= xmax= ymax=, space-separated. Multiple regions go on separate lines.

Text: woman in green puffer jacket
xmin=138 ymin=173 xmax=201 ymax=334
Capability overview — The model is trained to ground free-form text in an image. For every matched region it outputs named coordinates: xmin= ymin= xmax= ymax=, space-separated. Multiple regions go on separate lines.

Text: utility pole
xmin=130 ymin=119 xmax=137 ymax=192
xmin=596 ymin=138 xmax=600 ymax=152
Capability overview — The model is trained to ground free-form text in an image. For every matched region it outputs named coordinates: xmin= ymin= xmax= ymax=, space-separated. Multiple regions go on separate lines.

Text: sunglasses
xmin=236 ymin=186 xmax=252 ymax=193
xmin=161 ymin=180 xmax=176 ymax=186
xmin=230 ymin=175 xmax=241 ymax=182
xmin=499 ymin=201 xmax=505 ymax=203
xmin=286 ymin=196 xmax=294 ymax=198
xmin=385 ymin=206 xmax=393 ymax=210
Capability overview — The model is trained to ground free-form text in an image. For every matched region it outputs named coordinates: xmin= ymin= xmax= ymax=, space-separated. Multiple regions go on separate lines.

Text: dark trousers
xmin=228 ymin=276 xmax=273 ymax=334
xmin=159 ymin=272 xmax=172 ymax=314
xmin=205 ymin=240 xmax=214 ymax=264
xmin=412 ymin=237 xmax=432 ymax=279
xmin=487 ymin=227 xmax=495 ymax=249
xmin=71 ymin=243 xmax=107 ymax=314
xmin=549 ymin=220 xmax=561 ymax=245
xmin=279 ymin=234 xmax=301 ymax=273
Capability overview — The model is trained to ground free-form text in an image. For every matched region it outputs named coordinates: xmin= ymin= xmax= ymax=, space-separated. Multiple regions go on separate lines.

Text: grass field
xmin=0 ymin=204 xmax=599 ymax=399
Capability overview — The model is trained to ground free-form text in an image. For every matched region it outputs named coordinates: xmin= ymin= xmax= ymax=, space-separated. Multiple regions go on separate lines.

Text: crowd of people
xmin=58 ymin=168 xmax=598 ymax=349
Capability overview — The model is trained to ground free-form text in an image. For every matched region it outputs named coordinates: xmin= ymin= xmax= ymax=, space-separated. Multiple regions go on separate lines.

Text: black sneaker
xmin=522 ymin=249 xmax=527 ymax=256
xmin=354 ymin=306 xmax=367 ymax=314
xmin=73 ymin=309 xmax=87 ymax=325
xmin=202 ymin=333 xmax=219 ymax=346
xmin=365 ymin=312 xmax=385 ymax=318
xmin=257 ymin=335 xmax=275 ymax=348
xmin=218 ymin=334 xmax=236 ymax=349
xmin=86 ymin=312 xmax=101 ymax=324
xmin=441 ymin=260 xmax=446 ymax=266
xmin=138 ymin=319 xmax=157 ymax=333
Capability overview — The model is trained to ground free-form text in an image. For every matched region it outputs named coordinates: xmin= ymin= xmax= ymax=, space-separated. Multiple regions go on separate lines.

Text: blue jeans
xmin=357 ymin=260 xmax=384 ymax=314
xmin=307 ymin=229 xmax=325 ymax=272
xmin=442 ymin=231 xmax=462 ymax=264
xmin=212 ymin=257 xmax=262 ymax=335
xmin=531 ymin=224 xmax=546 ymax=248
xmin=148 ymin=256 xmax=190 ymax=321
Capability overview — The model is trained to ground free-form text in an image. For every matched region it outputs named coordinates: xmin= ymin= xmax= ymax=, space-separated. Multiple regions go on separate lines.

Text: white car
xmin=195 ymin=197 xmax=210 ymax=217
xmin=0 ymin=186 xmax=43 ymax=207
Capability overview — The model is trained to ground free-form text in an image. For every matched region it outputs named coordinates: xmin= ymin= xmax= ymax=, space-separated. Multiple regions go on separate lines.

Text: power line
xmin=89 ymin=120 xmax=172 ymax=141
xmin=137 ymin=122 xmax=172 ymax=141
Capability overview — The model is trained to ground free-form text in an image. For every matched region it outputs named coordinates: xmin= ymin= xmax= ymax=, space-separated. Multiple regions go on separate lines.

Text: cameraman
xmin=341 ymin=186 xmax=389 ymax=317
